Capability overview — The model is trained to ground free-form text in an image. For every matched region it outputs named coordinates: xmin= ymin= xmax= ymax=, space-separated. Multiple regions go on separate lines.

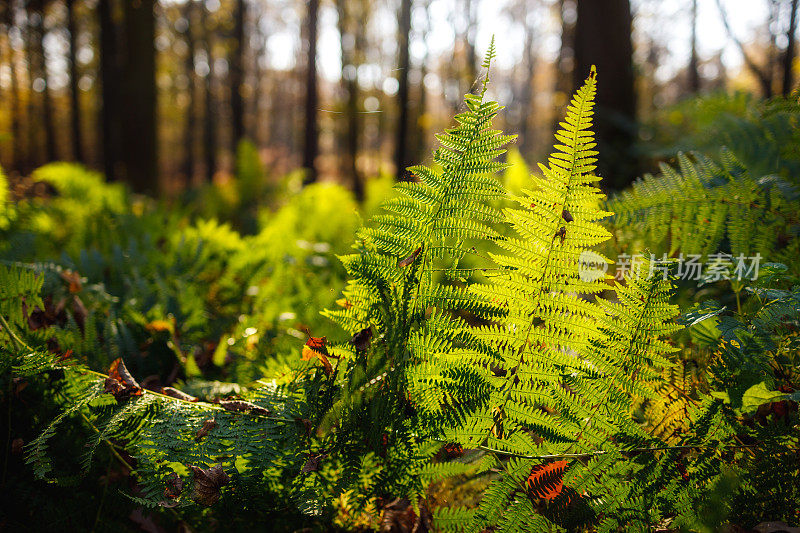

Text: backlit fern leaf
xmin=608 ymin=149 xmax=800 ymax=264
xmin=436 ymin=69 xmax=682 ymax=531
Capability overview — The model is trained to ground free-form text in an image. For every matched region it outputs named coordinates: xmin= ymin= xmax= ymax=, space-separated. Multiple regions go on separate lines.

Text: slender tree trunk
xmin=394 ymin=0 xmax=412 ymax=181
xmin=715 ymin=0 xmax=773 ymax=97
xmin=574 ymin=0 xmax=637 ymax=190
xmin=25 ymin=2 xmax=40 ymax=169
xmin=37 ymin=0 xmax=56 ymax=162
xmin=688 ymin=0 xmax=700 ymax=92
xmin=98 ymin=0 xmax=119 ymax=181
xmin=66 ymin=0 xmax=84 ymax=162
xmin=784 ymin=0 xmax=799 ymax=95
xmin=249 ymin=11 xmax=265 ymax=143
xmin=336 ymin=0 xmax=363 ymax=200
xmin=121 ymin=0 xmax=157 ymax=193
xmin=202 ymin=1 xmax=216 ymax=182
xmin=28 ymin=0 xmax=56 ymax=164
xmin=230 ymin=0 xmax=245 ymax=152
xmin=553 ymin=0 xmax=576 ymax=135
xmin=462 ymin=0 xmax=478 ymax=91
xmin=518 ymin=19 xmax=536 ymax=156
xmin=4 ymin=1 xmax=22 ymax=171
xmin=414 ymin=10 xmax=429 ymax=164
xmin=183 ymin=0 xmax=197 ymax=183
xmin=302 ymin=0 xmax=319 ymax=184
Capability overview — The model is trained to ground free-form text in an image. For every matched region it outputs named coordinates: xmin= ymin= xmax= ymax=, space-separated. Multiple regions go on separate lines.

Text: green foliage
xmin=644 ymin=91 xmax=800 ymax=181
xmin=608 ymin=149 xmax=800 ymax=266
xmin=2 ymin=54 xmax=799 ymax=532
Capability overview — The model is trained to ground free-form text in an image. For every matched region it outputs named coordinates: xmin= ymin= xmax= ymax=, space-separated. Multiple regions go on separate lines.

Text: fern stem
xmin=470 ymin=441 xmax=759 ymax=460
xmin=0 ymin=313 xmax=28 ymax=352
xmin=486 ymin=70 xmax=597 ymax=443
xmin=69 ymin=368 xmax=296 ymax=422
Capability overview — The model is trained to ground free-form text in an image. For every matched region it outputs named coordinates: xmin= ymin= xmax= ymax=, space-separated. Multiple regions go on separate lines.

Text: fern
xmin=607 ymin=149 xmax=800 ymax=265
xmin=427 ymin=69 xmax=683 ymax=531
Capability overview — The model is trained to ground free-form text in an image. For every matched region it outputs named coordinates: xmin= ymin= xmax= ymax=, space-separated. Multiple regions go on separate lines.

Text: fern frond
xmin=608 ymin=149 xmax=800 ymax=262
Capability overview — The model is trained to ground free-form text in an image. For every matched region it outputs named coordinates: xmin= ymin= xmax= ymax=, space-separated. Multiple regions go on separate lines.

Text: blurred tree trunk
xmin=3 ymin=1 xmax=22 ymax=172
xmin=715 ymin=0 xmax=773 ymax=97
xmin=688 ymin=0 xmax=700 ymax=93
xmin=462 ymin=0 xmax=478 ymax=91
xmin=183 ymin=0 xmax=197 ymax=183
xmin=553 ymin=0 xmax=575 ymax=136
xmin=518 ymin=12 xmax=536 ymax=156
xmin=28 ymin=0 xmax=56 ymax=164
xmin=66 ymin=0 xmax=84 ymax=162
xmin=24 ymin=3 xmax=39 ymax=169
xmin=230 ymin=0 xmax=245 ymax=153
xmin=336 ymin=0 xmax=364 ymax=200
xmin=202 ymin=1 xmax=216 ymax=182
xmin=302 ymin=0 xmax=319 ymax=184
xmin=784 ymin=0 xmax=798 ymax=95
xmin=249 ymin=11 xmax=265 ymax=144
xmin=414 ymin=0 xmax=431 ymax=164
xmin=394 ymin=0 xmax=412 ymax=181
xmin=121 ymin=0 xmax=157 ymax=194
xmin=574 ymin=0 xmax=636 ymax=190
xmin=37 ymin=0 xmax=56 ymax=162
xmin=98 ymin=0 xmax=120 ymax=181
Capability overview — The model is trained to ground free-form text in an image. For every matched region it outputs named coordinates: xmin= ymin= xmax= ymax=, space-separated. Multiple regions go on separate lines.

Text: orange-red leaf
xmin=302 ymin=337 xmax=333 ymax=375
xmin=526 ymin=460 xmax=568 ymax=502
xmin=104 ymin=358 xmax=143 ymax=402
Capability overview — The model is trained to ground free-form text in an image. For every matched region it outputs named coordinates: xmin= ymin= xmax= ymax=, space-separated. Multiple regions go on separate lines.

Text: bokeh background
xmin=0 ymin=0 xmax=797 ymax=196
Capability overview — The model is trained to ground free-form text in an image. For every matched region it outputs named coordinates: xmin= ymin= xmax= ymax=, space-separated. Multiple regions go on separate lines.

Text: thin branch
xmin=714 ymin=0 xmax=773 ymax=96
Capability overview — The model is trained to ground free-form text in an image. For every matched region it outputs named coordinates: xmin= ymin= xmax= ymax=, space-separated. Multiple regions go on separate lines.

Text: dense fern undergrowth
xmin=2 ymin=47 xmax=800 ymax=532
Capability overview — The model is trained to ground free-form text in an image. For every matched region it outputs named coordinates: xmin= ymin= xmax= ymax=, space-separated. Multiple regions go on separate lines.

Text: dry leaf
xmin=301 ymin=452 xmax=327 ymax=473
xmin=526 ymin=460 xmax=568 ymax=502
xmin=163 ymin=472 xmax=184 ymax=500
xmin=397 ymin=246 xmax=422 ymax=268
xmin=188 ymin=464 xmax=229 ymax=507
xmin=161 ymin=387 xmax=198 ymax=402
xmin=218 ymin=399 xmax=270 ymax=416
xmin=302 ymin=336 xmax=333 ymax=376
xmin=349 ymin=327 xmax=373 ymax=352
xmin=60 ymin=270 xmax=83 ymax=293
xmin=195 ymin=418 xmax=217 ymax=441
xmin=104 ymin=358 xmax=143 ymax=402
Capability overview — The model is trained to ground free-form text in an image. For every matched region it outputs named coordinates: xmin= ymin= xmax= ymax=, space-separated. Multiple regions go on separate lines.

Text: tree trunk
xmin=24 ymin=2 xmax=39 ymax=170
xmin=249 ymin=10 xmax=265 ymax=144
xmin=29 ymin=0 xmax=56 ymax=164
xmin=462 ymin=0 xmax=478 ymax=91
xmin=302 ymin=0 xmax=319 ymax=184
xmin=98 ymin=0 xmax=120 ymax=181
xmin=183 ymin=0 xmax=197 ymax=184
xmin=4 ymin=1 xmax=22 ymax=172
xmin=394 ymin=0 xmax=412 ymax=181
xmin=66 ymin=0 xmax=84 ymax=162
xmin=518 ymin=16 xmax=536 ymax=156
xmin=202 ymin=1 xmax=216 ymax=182
xmin=121 ymin=0 xmax=158 ymax=194
xmin=574 ymin=0 xmax=637 ymax=190
xmin=553 ymin=0 xmax=576 ymax=136
xmin=336 ymin=0 xmax=364 ymax=200
xmin=784 ymin=0 xmax=799 ymax=95
xmin=414 ymin=3 xmax=430 ymax=165
xmin=230 ymin=0 xmax=245 ymax=153
xmin=688 ymin=0 xmax=700 ymax=93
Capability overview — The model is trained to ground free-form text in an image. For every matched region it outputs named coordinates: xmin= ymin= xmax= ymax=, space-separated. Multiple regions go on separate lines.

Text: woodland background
xmin=0 ymin=0 xmax=797 ymax=197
